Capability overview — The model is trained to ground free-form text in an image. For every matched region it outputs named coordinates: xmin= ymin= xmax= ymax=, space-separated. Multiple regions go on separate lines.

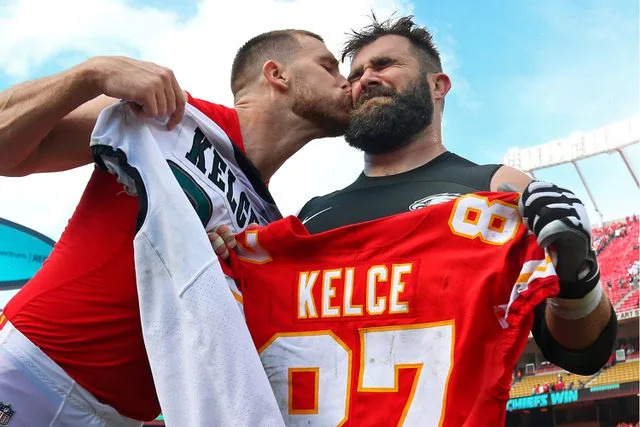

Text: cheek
xmin=351 ymin=83 xmax=362 ymax=103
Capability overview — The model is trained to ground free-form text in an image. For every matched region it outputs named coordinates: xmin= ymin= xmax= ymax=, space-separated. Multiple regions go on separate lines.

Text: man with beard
xmin=0 ymin=30 xmax=350 ymax=426
xmin=298 ymin=16 xmax=615 ymax=377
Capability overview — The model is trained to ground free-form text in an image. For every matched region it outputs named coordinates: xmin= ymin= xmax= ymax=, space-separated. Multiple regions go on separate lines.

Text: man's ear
xmin=262 ymin=60 xmax=289 ymax=91
xmin=430 ymin=72 xmax=451 ymax=103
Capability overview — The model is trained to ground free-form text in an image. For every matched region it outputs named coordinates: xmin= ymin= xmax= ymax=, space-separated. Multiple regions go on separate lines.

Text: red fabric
xmin=4 ymin=97 xmax=242 ymax=421
xmin=186 ymin=93 xmax=245 ymax=153
xmin=230 ymin=192 xmax=559 ymax=426
xmin=4 ymin=168 xmax=155 ymax=420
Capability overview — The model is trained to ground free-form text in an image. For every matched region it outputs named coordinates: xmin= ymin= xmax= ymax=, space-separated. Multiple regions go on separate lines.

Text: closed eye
xmin=348 ymin=56 xmax=399 ymax=82
xmin=370 ymin=56 xmax=398 ymax=70
xmin=347 ymin=70 xmax=362 ymax=83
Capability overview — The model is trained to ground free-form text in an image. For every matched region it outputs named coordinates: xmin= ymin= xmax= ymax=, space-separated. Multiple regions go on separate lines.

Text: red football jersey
xmin=229 ymin=192 xmax=559 ymax=426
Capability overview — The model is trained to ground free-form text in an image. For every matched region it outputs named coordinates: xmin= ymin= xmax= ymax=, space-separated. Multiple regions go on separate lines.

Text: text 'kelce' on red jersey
xmin=229 ymin=192 xmax=559 ymax=427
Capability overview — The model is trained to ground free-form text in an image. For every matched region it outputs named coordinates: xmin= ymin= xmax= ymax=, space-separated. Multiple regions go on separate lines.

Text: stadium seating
xmin=618 ymin=289 xmax=639 ymax=312
xmin=510 ymin=359 xmax=639 ymax=398
xmin=587 ymin=360 xmax=639 ymax=388
xmin=595 ymin=219 xmax=639 ymax=306
xmin=509 ymin=371 xmax=591 ymax=398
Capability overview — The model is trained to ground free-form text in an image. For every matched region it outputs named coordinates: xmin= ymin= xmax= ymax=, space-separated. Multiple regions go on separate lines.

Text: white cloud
xmin=0 ymin=0 xmax=177 ymax=77
xmin=0 ymin=0 xmax=412 ymax=239
xmin=0 ymin=166 xmax=93 ymax=239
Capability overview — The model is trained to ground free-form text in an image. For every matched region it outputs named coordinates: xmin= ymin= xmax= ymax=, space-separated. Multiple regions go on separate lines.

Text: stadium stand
xmin=510 ymin=371 xmax=592 ymax=398
xmin=595 ymin=217 xmax=639 ymax=306
xmin=510 ymin=356 xmax=639 ymax=399
xmin=618 ymin=289 xmax=640 ymax=312
xmin=588 ymin=361 xmax=640 ymax=388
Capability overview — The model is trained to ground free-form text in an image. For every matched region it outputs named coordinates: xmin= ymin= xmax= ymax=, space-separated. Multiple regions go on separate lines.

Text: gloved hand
xmin=518 ymin=181 xmax=600 ymax=299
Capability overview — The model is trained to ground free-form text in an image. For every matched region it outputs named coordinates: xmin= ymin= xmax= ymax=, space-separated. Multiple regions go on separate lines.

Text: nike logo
xmin=301 ymin=207 xmax=333 ymax=224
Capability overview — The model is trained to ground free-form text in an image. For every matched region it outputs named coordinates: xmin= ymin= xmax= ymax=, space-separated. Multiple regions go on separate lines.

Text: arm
xmin=0 ymin=56 xmax=186 ymax=176
xmin=491 ymin=166 xmax=615 ymax=371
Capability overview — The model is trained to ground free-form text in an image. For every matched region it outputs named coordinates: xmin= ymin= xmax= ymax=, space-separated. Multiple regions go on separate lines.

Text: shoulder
xmin=445 ymin=152 xmax=531 ymax=191
xmin=489 ymin=165 xmax=532 ymax=192
xmin=442 ymin=152 xmax=503 ymax=191
xmin=298 ymin=196 xmax=325 ymax=219
xmin=186 ymin=93 xmax=235 ymax=122
xmin=186 ymin=93 xmax=243 ymax=150
xmin=297 ymin=187 xmax=346 ymax=220
xmin=297 ymin=179 xmax=361 ymax=219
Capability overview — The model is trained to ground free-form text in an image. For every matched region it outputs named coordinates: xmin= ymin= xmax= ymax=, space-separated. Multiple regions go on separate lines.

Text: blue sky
xmin=414 ymin=0 xmax=638 ymax=161
xmin=411 ymin=0 xmax=639 ymax=223
xmin=0 ymin=0 xmax=637 ymax=243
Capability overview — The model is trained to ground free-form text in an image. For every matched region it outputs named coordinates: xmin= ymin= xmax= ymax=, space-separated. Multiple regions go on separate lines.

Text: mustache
xmin=356 ymin=86 xmax=397 ymax=107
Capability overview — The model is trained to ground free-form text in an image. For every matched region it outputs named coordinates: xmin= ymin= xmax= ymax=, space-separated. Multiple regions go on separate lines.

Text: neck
xmin=234 ymin=97 xmax=325 ymax=184
xmin=363 ymin=123 xmax=446 ymax=177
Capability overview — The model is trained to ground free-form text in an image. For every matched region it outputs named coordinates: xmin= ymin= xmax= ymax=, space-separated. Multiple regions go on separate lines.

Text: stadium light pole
xmin=616 ymin=147 xmax=640 ymax=188
xmin=571 ymin=161 xmax=604 ymax=224
xmin=503 ymin=116 xmax=639 ymax=226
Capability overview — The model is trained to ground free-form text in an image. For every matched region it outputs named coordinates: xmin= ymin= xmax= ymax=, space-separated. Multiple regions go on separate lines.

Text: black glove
xmin=518 ymin=181 xmax=599 ymax=299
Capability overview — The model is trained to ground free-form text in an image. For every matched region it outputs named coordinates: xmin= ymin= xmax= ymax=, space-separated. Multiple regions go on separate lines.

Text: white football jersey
xmin=91 ymin=101 xmax=284 ymax=427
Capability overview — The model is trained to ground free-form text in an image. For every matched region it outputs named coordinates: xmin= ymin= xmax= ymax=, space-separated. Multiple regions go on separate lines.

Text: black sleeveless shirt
xmin=298 ymin=151 xmax=500 ymax=234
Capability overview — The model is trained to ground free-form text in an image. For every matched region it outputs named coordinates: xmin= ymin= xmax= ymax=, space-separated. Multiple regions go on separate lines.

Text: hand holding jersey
xmin=519 ymin=181 xmax=603 ymax=320
xmin=85 ymin=56 xmax=187 ymax=129
xmin=0 ymin=55 xmax=186 ymax=177
xmin=209 ymin=223 xmax=252 ymax=260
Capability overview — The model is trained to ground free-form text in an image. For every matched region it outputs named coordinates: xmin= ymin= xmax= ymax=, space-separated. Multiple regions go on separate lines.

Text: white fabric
xmin=0 ymin=321 xmax=141 ymax=427
xmin=91 ymin=103 xmax=284 ymax=427
xmin=548 ymin=283 xmax=604 ymax=320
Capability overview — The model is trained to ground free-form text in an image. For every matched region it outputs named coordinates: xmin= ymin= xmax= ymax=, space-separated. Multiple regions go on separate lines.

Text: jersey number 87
xmin=239 ymin=194 xmax=521 ymax=425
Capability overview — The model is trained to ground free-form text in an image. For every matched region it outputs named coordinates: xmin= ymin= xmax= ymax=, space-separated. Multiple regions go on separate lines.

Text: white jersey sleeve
xmin=90 ymin=102 xmax=283 ymax=427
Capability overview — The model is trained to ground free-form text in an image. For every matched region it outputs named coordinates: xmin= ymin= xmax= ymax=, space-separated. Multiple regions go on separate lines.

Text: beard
xmin=345 ymin=77 xmax=434 ymax=154
xmin=291 ymin=80 xmax=351 ymax=138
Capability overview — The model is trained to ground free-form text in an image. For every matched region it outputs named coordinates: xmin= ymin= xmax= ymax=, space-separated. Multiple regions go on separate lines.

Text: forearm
xmin=0 ymin=62 xmax=99 ymax=173
xmin=545 ymin=290 xmax=612 ymax=350
xmin=533 ymin=294 xmax=616 ymax=375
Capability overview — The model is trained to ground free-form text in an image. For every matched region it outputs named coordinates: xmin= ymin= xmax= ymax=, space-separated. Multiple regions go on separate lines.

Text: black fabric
xmin=532 ymin=301 xmax=617 ymax=375
xmin=555 ymin=253 xmax=601 ymax=299
xmin=298 ymin=151 xmax=501 ymax=234
xmin=231 ymin=141 xmax=276 ymax=204
xmin=297 ymin=151 xmax=616 ymax=374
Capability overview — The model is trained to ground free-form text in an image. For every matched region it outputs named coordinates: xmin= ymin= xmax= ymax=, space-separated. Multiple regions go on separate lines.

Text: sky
xmin=0 ymin=0 xmax=638 ymax=245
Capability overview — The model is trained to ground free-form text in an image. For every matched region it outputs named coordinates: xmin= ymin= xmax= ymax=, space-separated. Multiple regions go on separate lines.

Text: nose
xmin=337 ymin=73 xmax=349 ymax=91
xmin=359 ymin=67 xmax=382 ymax=89
xmin=351 ymin=67 xmax=382 ymax=104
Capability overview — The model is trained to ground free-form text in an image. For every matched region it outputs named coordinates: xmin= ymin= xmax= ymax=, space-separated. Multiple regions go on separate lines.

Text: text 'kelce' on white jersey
xmin=90 ymin=102 xmax=284 ymax=427
xmin=93 ymin=101 xmax=281 ymax=233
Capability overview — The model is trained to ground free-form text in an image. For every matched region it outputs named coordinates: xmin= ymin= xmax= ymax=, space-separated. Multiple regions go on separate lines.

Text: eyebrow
xmin=319 ymin=54 xmax=339 ymax=68
xmin=347 ymin=55 xmax=398 ymax=81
